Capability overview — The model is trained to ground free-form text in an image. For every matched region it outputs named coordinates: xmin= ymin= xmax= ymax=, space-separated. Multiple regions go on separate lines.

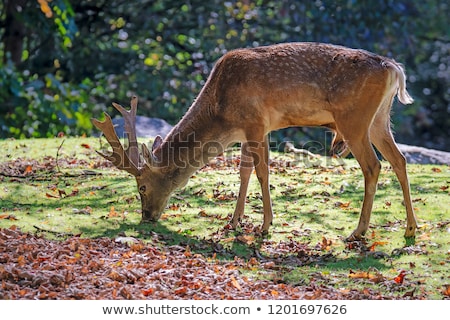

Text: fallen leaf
xmin=230 ymin=276 xmax=242 ymax=291
xmin=45 ymin=192 xmax=59 ymax=198
xmin=335 ymin=201 xmax=351 ymax=209
xmin=109 ymin=206 xmax=118 ymax=217
xmin=248 ymin=257 xmax=259 ymax=266
xmin=222 ymin=237 xmax=235 ymax=243
xmin=320 ymin=236 xmax=332 ymax=250
xmin=174 ymin=287 xmax=187 ymax=295
xmin=236 ymin=235 xmax=255 ymax=245
xmin=442 ymin=285 xmax=450 ymax=297
xmin=17 ymin=255 xmax=26 ymax=267
xmin=348 ymin=270 xmax=385 ymax=283
xmin=142 ymin=288 xmax=155 ymax=296
xmin=0 ymin=214 xmax=17 ymax=220
xmin=394 ymin=270 xmax=406 ymax=284
xmin=66 ymin=189 xmax=79 ymax=197
xmin=348 ymin=270 xmax=371 ymax=279
xmin=368 ymin=241 xmax=388 ymax=252
xmin=198 ymin=210 xmax=208 ymax=217
xmin=184 ymin=246 xmax=192 ymax=257
xmin=24 ymin=165 xmax=33 ymax=174
xmin=81 ymin=143 xmax=91 ymax=149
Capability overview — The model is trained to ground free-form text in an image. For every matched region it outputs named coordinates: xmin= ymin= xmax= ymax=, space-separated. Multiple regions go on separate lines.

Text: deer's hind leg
xmin=370 ymin=100 xmax=418 ymax=239
xmin=334 ymin=113 xmax=381 ymax=240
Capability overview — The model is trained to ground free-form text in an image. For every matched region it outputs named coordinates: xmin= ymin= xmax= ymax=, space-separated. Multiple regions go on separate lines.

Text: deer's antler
xmin=91 ymin=96 xmax=142 ymax=176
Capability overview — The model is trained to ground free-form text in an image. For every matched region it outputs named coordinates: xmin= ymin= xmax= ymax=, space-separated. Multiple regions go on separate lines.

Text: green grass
xmin=0 ymin=137 xmax=449 ymax=299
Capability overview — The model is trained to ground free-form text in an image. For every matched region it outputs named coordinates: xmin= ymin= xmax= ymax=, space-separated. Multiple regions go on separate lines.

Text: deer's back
xmin=209 ymin=42 xmax=391 ymax=130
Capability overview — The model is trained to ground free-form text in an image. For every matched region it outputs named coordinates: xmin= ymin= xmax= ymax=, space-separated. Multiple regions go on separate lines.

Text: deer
xmin=91 ymin=42 xmax=418 ymax=241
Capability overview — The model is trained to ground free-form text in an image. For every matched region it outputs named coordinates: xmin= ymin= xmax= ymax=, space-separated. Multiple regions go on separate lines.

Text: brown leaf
xmin=236 ymin=235 xmax=255 ymax=245
xmin=108 ymin=206 xmax=118 ymax=217
xmin=66 ymin=189 xmax=79 ymax=197
xmin=168 ymin=203 xmax=180 ymax=211
xmin=0 ymin=214 xmax=17 ymax=220
xmin=45 ymin=192 xmax=59 ymax=198
xmin=17 ymin=255 xmax=26 ymax=267
xmin=198 ymin=210 xmax=208 ymax=217
xmin=348 ymin=270 xmax=371 ymax=279
xmin=247 ymin=257 xmax=259 ymax=266
xmin=58 ymin=189 xmax=67 ymax=197
xmin=230 ymin=276 xmax=242 ymax=291
xmin=174 ymin=287 xmax=187 ymax=295
xmin=184 ymin=245 xmax=192 ymax=257
xmin=320 ymin=236 xmax=332 ymax=250
xmin=348 ymin=270 xmax=385 ymax=283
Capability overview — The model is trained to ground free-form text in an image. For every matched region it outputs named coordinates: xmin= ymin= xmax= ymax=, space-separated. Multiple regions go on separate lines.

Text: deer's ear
xmin=152 ymin=135 xmax=163 ymax=152
xmin=142 ymin=143 xmax=153 ymax=165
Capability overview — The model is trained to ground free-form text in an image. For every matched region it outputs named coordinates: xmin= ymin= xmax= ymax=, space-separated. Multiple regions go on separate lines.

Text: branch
xmin=33 ymin=225 xmax=79 ymax=238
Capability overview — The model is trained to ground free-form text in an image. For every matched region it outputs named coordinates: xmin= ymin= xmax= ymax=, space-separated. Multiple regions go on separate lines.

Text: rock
xmin=107 ymin=116 xmax=449 ymax=165
xmin=111 ymin=116 xmax=173 ymax=138
xmin=398 ymin=144 xmax=450 ymax=165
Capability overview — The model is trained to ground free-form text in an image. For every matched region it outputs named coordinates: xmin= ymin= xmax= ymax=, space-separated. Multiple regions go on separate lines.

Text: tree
xmin=0 ymin=0 xmax=448 ymax=151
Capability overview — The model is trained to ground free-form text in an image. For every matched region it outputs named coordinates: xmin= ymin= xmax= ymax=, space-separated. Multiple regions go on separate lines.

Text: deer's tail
xmin=383 ymin=60 xmax=414 ymax=105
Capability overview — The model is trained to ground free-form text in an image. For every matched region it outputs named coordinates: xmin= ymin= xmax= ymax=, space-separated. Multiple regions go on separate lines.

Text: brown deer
xmin=91 ymin=42 xmax=418 ymax=240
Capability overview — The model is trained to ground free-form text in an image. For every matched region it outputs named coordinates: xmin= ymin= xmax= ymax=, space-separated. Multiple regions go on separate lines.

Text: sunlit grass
xmin=0 ymin=137 xmax=449 ymax=298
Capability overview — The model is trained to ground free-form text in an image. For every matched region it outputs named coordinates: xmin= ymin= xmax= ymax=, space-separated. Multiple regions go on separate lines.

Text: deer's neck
xmin=155 ymin=95 xmax=235 ymax=187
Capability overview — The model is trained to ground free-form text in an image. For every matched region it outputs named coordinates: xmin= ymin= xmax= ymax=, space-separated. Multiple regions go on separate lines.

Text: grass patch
xmin=1 ymin=137 xmax=449 ymax=299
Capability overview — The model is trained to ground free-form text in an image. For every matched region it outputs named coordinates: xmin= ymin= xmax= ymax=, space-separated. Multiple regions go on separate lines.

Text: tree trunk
xmin=3 ymin=0 xmax=27 ymax=66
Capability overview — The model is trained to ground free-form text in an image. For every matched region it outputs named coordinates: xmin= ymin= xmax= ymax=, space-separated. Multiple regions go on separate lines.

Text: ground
xmin=0 ymin=137 xmax=449 ymax=300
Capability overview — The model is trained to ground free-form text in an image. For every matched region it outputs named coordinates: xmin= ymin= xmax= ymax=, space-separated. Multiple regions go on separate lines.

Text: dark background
xmin=0 ymin=0 xmax=448 ymax=151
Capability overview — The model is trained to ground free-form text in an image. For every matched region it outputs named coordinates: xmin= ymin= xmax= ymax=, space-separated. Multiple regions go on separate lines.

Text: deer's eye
xmin=139 ymin=185 xmax=146 ymax=193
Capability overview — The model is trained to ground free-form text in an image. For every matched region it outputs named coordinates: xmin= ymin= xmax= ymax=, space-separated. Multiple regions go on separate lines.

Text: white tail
xmin=92 ymin=42 xmax=418 ymax=240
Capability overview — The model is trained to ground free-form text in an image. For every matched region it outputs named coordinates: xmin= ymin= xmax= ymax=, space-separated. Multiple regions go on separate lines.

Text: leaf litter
xmin=1 ymin=143 xmax=448 ymax=300
xmin=0 ymin=226 xmax=416 ymax=300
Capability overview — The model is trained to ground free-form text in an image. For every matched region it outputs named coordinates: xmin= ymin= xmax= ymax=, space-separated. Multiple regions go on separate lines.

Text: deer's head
xmin=91 ymin=97 xmax=174 ymax=222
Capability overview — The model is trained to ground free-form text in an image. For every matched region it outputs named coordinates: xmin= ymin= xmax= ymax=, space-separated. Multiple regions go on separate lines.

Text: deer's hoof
xmin=345 ymin=232 xmax=364 ymax=242
xmin=230 ymin=218 xmax=240 ymax=229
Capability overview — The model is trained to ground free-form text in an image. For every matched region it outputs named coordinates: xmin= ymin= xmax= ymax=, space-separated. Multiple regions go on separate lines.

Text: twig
xmin=283 ymin=142 xmax=320 ymax=158
xmin=56 ymin=139 xmax=65 ymax=174
xmin=33 ymin=225 xmax=78 ymax=238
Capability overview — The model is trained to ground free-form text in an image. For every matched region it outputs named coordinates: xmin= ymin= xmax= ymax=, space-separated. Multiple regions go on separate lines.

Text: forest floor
xmin=0 ymin=137 xmax=449 ymax=299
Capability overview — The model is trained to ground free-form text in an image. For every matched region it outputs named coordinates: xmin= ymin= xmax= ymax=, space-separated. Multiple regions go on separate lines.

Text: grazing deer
xmin=91 ymin=42 xmax=418 ymax=240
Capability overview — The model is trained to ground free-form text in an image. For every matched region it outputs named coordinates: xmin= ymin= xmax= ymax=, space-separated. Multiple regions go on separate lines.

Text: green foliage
xmin=0 ymin=62 xmax=95 ymax=138
xmin=0 ymin=1 xmax=448 ymax=150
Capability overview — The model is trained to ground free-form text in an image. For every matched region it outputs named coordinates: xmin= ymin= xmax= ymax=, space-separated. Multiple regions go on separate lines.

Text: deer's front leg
xmin=231 ymin=142 xmax=253 ymax=228
xmin=249 ymin=136 xmax=273 ymax=233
